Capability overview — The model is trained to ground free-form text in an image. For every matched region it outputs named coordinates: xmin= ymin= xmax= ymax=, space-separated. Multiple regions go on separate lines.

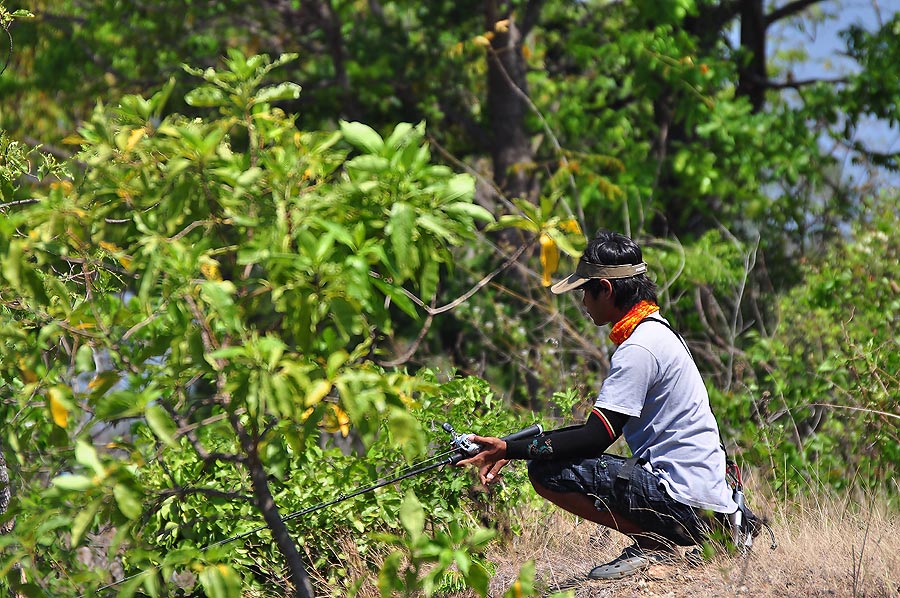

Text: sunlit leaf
xmin=145 ymin=404 xmax=178 ymax=448
xmin=75 ymin=439 xmax=105 ymax=478
xmin=339 ymin=120 xmax=384 ymax=154
xmin=254 ymin=82 xmax=302 ymax=104
xmin=199 ymin=564 xmax=242 ymax=598
xmin=51 ymin=475 xmax=94 ymax=492
xmin=48 ymin=387 xmax=71 ymax=429
xmin=113 ymin=483 xmax=143 ymax=520
xmin=399 ymin=490 xmax=424 ymax=540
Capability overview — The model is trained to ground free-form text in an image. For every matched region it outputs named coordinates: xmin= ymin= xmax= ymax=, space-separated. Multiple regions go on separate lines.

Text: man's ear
xmin=601 ymin=279 xmax=613 ymax=296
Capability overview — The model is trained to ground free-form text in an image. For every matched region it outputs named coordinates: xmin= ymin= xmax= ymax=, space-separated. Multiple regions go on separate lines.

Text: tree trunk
xmin=484 ymin=1 xmax=536 ymax=203
xmin=737 ymin=0 xmax=767 ymax=112
xmin=1 ymin=445 xmax=12 ymax=534
xmin=235 ymin=421 xmax=314 ymax=598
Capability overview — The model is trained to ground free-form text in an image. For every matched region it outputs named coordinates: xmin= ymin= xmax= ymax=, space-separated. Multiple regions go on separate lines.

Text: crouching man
xmin=457 ymin=230 xmax=738 ymax=579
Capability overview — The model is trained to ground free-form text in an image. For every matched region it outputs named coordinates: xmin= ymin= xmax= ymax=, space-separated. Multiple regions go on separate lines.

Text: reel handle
xmin=446 ymin=423 xmax=543 ymax=464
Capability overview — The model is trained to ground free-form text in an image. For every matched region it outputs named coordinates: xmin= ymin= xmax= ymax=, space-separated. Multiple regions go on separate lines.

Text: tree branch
xmin=370 ymin=237 xmax=535 ymax=316
xmin=765 ymin=0 xmax=827 ymax=28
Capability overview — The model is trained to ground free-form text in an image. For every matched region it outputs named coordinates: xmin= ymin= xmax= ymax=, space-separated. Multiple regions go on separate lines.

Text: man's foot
xmin=587 ymin=544 xmax=674 ymax=580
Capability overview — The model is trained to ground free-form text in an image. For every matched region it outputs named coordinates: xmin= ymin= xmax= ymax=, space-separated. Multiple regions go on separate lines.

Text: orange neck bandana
xmin=609 ymin=300 xmax=660 ymax=345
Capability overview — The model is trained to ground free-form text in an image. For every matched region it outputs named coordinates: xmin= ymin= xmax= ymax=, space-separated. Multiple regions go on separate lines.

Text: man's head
xmin=551 ymin=230 xmax=657 ymax=310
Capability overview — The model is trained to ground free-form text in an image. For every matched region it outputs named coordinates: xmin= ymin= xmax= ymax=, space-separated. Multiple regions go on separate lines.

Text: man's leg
xmin=530 ymin=474 xmax=670 ymax=551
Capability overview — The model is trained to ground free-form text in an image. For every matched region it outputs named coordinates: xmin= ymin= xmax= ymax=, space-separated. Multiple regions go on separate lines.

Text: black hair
xmin=581 ymin=230 xmax=657 ymax=309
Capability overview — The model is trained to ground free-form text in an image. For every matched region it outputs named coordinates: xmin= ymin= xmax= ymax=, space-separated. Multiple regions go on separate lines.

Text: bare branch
xmin=376 ymin=309 xmax=434 ymax=368
xmin=370 ymin=238 xmax=535 ymax=317
xmin=765 ymin=0 xmax=827 ymax=28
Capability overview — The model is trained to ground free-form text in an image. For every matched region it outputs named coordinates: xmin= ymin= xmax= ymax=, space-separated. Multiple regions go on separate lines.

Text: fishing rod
xmin=88 ymin=421 xmax=543 ymax=596
xmin=211 ymin=422 xmax=542 ymax=547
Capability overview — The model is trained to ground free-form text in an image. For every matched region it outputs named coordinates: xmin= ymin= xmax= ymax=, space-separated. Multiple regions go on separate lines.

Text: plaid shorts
xmin=528 ymin=454 xmax=717 ymax=546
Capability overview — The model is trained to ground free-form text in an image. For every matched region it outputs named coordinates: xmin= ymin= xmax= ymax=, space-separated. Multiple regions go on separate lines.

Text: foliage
xmin=715 ymin=200 xmax=900 ymax=495
xmin=0 ymin=50 xmax=531 ymax=597
xmin=3 ymin=0 xmax=900 ymax=594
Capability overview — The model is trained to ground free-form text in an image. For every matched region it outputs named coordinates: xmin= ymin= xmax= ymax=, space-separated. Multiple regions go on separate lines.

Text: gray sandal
xmin=588 ymin=544 xmax=672 ymax=580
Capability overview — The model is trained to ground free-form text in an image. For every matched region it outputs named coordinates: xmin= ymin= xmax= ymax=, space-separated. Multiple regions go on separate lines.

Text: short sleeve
xmin=593 ymin=344 xmax=658 ymax=418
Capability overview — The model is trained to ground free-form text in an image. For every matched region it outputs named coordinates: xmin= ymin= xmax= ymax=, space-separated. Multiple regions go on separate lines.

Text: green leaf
xmin=388 ymin=202 xmax=416 ymax=275
xmin=377 ymin=552 xmax=403 ymax=595
xmin=339 ymin=120 xmax=384 ymax=154
xmin=75 ymin=439 xmax=106 ymax=478
xmin=399 ymin=490 xmax=424 ymax=540
xmin=443 ymin=201 xmax=494 ymax=223
xmin=75 ymin=344 xmax=95 ymax=373
xmin=184 ymin=85 xmax=227 ymax=107
xmin=51 ymin=474 xmax=95 ymax=492
xmin=253 ymin=82 xmax=302 ymax=104
xmin=384 ymin=122 xmax=414 ymax=149
xmin=1 ymin=240 xmax=23 ymax=288
xmin=453 ymin=549 xmax=471 ymax=575
xmin=93 ymin=388 xmax=143 ymax=419
xmin=199 ymin=564 xmax=242 ymax=598
xmin=419 ymin=259 xmax=440 ymax=301
xmin=113 ymin=483 xmax=143 ymax=520
xmin=371 ymin=277 xmax=419 ymax=319
xmin=199 ymin=280 xmax=241 ymax=331
xmin=346 ymin=154 xmax=389 ymax=174
xmin=145 ymin=404 xmax=178 ymax=447
xmin=435 ymin=174 xmax=476 ymax=204
xmin=546 ymin=227 xmax=585 ymax=257
xmin=468 ymin=527 xmax=496 ymax=550
xmin=311 ymin=218 xmax=356 ymax=248
xmin=417 ymin=213 xmax=460 ymax=244
xmin=387 ymin=408 xmax=425 ymax=461
xmin=465 ymin=561 xmax=491 ymax=597
xmin=71 ymin=499 xmax=102 ymax=546
xmin=489 ymin=214 xmax=539 ymax=233
xmin=116 ymin=569 xmax=154 ymax=598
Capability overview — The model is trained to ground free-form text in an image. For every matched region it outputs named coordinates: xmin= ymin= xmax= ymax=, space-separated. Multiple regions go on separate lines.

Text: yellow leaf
xmin=49 ymin=388 xmax=69 ymax=428
xmin=199 ymin=260 xmax=221 ymax=281
xmin=99 ymin=241 xmax=133 ymax=268
xmin=322 ymin=404 xmax=351 ymax=437
xmin=559 ymin=218 xmax=582 ymax=235
xmin=125 ymin=127 xmax=146 ymax=152
xmin=473 ymin=34 xmax=491 ymax=47
xmin=62 ymin=134 xmax=85 ymax=146
xmin=88 ymin=371 xmax=120 ymax=394
xmin=17 ymin=359 xmax=37 ymax=384
xmin=494 ymin=19 xmax=510 ymax=33
xmin=539 ymin=233 xmax=559 ymax=287
xmin=304 ymin=379 xmax=333 ymax=407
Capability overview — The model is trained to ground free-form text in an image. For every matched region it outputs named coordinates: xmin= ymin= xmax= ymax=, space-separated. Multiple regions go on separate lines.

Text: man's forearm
xmin=505 ymin=408 xmax=626 ymax=460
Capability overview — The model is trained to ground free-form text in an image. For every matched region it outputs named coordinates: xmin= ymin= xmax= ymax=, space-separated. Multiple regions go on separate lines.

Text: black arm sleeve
xmin=504 ymin=407 xmax=628 ymax=461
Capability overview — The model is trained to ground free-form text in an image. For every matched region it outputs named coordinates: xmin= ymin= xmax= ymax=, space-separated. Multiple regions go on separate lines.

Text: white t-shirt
xmin=594 ymin=314 xmax=738 ymax=514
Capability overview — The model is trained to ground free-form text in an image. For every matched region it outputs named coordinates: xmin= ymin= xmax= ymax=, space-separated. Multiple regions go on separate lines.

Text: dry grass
xmin=484 ymin=486 xmax=900 ymax=598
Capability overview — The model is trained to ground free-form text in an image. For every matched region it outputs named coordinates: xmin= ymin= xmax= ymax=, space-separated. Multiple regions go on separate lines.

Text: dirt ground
xmin=485 ymin=496 xmax=900 ymax=598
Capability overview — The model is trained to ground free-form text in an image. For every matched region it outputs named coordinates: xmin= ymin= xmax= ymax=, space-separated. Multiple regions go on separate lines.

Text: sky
xmin=766 ymin=0 xmax=900 ymax=191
